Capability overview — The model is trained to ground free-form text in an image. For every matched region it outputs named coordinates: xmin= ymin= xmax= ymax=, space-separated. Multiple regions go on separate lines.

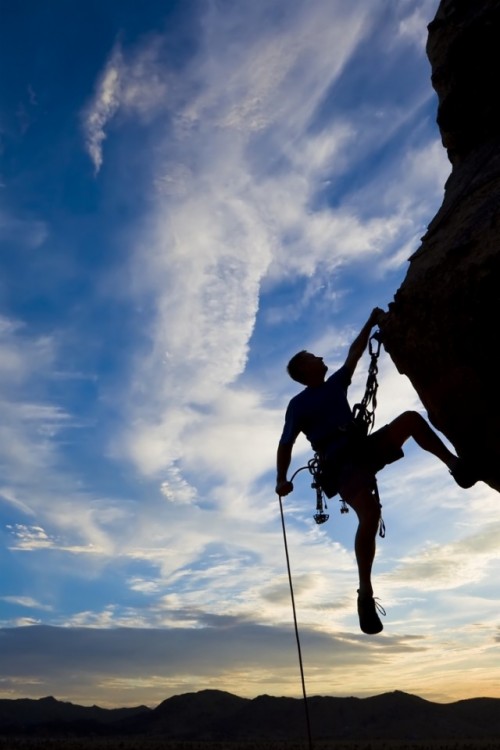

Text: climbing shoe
xmin=357 ymin=590 xmax=385 ymax=635
xmin=450 ymin=458 xmax=479 ymax=489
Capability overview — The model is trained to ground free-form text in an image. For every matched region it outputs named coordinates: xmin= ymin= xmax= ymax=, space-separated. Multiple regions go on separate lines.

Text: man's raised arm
xmin=343 ymin=307 xmax=384 ymax=378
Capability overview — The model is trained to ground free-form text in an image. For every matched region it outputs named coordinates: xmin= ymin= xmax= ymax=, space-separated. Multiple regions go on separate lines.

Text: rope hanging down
xmin=278 ymin=494 xmax=314 ymax=750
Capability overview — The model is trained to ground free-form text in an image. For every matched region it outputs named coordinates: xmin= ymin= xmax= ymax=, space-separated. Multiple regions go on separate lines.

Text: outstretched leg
xmin=384 ymin=410 xmax=457 ymax=469
xmin=383 ymin=410 xmax=478 ymax=487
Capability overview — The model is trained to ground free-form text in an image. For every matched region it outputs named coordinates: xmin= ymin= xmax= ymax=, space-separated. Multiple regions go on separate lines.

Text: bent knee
xmin=386 ymin=410 xmax=424 ymax=443
xmin=395 ymin=410 xmax=422 ymax=426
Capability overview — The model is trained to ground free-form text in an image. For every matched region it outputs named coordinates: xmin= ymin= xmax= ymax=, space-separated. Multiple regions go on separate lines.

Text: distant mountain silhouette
xmin=2 ymin=689 xmax=500 ymax=741
xmin=0 ymin=695 xmax=148 ymax=735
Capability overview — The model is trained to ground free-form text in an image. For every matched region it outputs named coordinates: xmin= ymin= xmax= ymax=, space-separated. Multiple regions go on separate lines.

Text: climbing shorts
xmin=319 ymin=424 xmax=404 ymax=499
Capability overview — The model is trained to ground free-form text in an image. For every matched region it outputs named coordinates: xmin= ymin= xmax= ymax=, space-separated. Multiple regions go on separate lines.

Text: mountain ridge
xmin=2 ymin=689 xmax=500 ymax=741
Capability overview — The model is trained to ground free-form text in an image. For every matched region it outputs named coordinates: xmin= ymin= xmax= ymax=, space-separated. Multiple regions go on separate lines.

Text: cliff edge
xmin=381 ymin=0 xmax=500 ymax=492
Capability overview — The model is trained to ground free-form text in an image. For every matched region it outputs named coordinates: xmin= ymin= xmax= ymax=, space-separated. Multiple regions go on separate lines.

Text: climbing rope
xmin=277 ymin=492 xmax=314 ymax=750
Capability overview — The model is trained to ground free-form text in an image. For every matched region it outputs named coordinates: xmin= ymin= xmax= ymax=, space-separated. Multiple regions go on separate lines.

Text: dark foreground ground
xmin=1 ymin=740 xmax=499 ymax=750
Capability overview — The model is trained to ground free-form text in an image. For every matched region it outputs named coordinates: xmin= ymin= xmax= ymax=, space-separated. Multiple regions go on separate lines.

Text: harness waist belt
xmin=314 ymin=421 xmax=356 ymax=453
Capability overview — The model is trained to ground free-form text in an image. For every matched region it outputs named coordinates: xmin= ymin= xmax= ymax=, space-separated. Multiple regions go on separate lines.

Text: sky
xmin=1 ymin=0 xmax=500 ymax=711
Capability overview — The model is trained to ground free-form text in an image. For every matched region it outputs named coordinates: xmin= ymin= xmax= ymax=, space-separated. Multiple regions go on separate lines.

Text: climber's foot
xmin=450 ymin=457 xmax=479 ymax=489
xmin=357 ymin=590 xmax=385 ymax=635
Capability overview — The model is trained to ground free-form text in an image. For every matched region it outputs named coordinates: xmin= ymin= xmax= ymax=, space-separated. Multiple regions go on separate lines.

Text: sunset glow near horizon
xmin=1 ymin=0 xmax=500 ymax=709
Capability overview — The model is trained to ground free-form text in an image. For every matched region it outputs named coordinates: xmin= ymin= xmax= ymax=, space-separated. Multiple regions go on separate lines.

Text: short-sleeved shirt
xmin=279 ymin=365 xmax=354 ymax=452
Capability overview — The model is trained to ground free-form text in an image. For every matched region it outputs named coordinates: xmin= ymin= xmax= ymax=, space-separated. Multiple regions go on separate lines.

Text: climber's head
xmin=287 ymin=351 xmax=327 ymax=386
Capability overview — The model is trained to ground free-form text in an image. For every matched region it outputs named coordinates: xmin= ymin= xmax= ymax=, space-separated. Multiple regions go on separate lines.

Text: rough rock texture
xmin=380 ymin=0 xmax=500 ymax=492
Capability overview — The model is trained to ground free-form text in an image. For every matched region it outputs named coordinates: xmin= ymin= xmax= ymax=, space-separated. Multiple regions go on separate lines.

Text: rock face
xmin=380 ymin=0 xmax=500 ymax=493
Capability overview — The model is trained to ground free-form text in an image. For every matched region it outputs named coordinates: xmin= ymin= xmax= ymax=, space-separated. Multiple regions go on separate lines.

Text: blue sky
xmin=1 ymin=0 xmax=500 ymax=710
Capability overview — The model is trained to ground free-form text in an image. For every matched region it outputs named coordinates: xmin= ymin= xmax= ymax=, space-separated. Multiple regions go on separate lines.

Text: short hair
xmin=287 ymin=350 xmax=309 ymax=384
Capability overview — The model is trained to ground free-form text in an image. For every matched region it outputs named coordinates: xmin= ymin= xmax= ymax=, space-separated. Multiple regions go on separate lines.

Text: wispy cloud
xmin=389 ymin=522 xmax=500 ymax=589
xmin=82 ymin=44 xmax=124 ymax=174
xmin=1 ymin=595 xmax=52 ymax=611
xmin=0 ymin=317 xmax=131 ymax=558
xmin=0 ymin=318 xmax=64 ymax=486
xmin=396 ymin=0 xmax=440 ymax=49
xmin=82 ymin=37 xmax=170 ymax=174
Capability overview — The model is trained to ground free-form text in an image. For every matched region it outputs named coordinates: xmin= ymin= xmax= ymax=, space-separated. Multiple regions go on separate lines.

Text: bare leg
xmin=384 ymin=410 xmax=457 ymax=469
xmin=340 ymin=480 xmax=385 ymax=634
xmin=341 ymin=484 xmax=380 ymax=596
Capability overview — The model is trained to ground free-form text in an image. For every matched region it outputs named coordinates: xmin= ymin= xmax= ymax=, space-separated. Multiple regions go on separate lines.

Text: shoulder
xmin=286 ymin=387 xmax=309 ymax=412
xmin=326 ymin=364 xmax=352 ymax=388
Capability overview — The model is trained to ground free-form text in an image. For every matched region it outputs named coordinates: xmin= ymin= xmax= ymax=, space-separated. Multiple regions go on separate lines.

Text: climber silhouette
xmin=275 ymin=307 xmax=477 ymax=634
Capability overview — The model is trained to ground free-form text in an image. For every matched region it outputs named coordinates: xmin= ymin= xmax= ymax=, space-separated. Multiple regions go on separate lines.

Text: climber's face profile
xmin=297 ymin=352 xmax=328 ymax=385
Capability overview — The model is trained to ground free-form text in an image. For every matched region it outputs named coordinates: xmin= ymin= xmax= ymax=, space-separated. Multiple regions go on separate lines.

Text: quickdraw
xmin=352 ymin=329 xmax=381 ymax=436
